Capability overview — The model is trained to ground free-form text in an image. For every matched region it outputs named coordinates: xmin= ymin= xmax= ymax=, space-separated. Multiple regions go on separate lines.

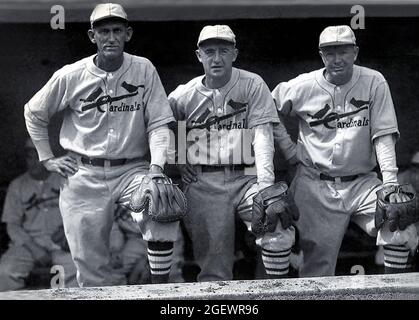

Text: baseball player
xmin=169 ymin=25 xmax=298 ymax=281
xmin=272 ymin=25 xmax=419 ymax=276
xmin=24 ymin=3 xmax=181 ymax=286
xmin=0 ymin=138 xmax=77 ymax=291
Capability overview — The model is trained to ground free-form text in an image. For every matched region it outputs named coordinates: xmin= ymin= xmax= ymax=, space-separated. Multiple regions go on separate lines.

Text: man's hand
xmin=43 ymin=155 xmax=78 ymax=178
xmin=375 ymin=184 xmax=417 ymax=232
xmin=177 ymin=164 xmax=197 ymax=184
xmin=389 ymin=192 xmax=411 ymax=203
xmin=25 ymin=242 xmax=51 ymax=266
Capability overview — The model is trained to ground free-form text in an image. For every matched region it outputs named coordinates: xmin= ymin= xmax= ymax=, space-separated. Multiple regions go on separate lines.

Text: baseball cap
xmin=197 ymin=25 xmax=236 ymax=47
xmin=319 ymin=25 xmax=356 ymax=48
xmin=90 ymin=3 xmax=128 ymax=27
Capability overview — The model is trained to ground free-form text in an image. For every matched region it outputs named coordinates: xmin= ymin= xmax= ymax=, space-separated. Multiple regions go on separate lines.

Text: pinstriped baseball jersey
xmin=272 ymin=65 xmax=399 ymax=176
xmin=24 ymin=52 xmax=174 ymax=162
xmin=169 ymin=67 xmax=280 ymax=165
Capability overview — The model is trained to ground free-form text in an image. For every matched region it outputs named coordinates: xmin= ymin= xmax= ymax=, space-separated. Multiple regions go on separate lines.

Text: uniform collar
xmin=316 ymin=65 xmax=361 ymax=92
xmin=197 ymin=67 xmax=240 ymax=96
xmin=87 ymin=52 xmax=132 ymax=77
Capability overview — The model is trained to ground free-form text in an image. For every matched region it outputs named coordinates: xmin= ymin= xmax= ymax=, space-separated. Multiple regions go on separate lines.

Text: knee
xmin=260 ymin=226 xmax=296 ymax=251
xmin=377 ymin=223 xmax=419 ymax=252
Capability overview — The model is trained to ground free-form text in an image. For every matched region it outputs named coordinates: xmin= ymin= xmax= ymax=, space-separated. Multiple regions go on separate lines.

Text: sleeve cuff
xmin=32 ymin=139 xmax=55 ymax=162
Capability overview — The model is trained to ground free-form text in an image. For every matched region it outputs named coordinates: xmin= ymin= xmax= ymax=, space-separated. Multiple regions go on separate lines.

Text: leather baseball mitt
xmin=375 ymin=183 xmax=418 ymax=232
xmin=252 ymin=181 xmax=299 ymax=236
xmin=129 ymin=173 xmax=187 ymax=223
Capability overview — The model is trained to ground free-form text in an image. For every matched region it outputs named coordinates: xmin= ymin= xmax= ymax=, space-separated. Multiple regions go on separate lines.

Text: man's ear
xmin=319 ymin=50 xmax=326 ymax=65
xmin=232 ymin=48 xmax=238 ymax=62
xmin=353 ymin=46 xmax=359 ymax=62
xmin=125 ymin=26 xmax=133 ymax=42
xmin=87 ymin=29 xmax=96 ymax=43
xmin=195 ymin=49 xmax=203 ymax=63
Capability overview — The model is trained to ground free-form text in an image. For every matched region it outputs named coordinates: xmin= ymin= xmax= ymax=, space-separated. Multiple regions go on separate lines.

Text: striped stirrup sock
xmin=383 ymin=245 xmax=409 ymax=274
xmin=262 ymin=247 xmax=291 ymax=278
xmin=147 ymin=241 xmax=174 ymax=284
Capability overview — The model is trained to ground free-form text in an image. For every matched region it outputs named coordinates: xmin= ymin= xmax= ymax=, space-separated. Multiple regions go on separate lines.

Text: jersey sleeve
xmin=271 ymin=81 xmax=295 ymax=117
xmin=143 ymin=63 xmax=175 ymax=133
xmin=246 ymin=80 xmax=280 ymax=129
xmin=24 ymin=70 xmax=69 ymax=161
xmin=370 ymin=80 xmax=399 ymax=141
xmin=168 ymin=86 xmax=187 ymax=122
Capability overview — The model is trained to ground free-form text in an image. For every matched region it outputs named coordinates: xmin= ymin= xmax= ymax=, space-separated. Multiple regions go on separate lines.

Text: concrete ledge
xmin=0 ymin=273 xmax=418 ymax=300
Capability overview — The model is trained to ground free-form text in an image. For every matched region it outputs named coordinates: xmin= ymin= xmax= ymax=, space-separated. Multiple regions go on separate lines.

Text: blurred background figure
xmin=0 ymin=138 xmax=77 ymax=291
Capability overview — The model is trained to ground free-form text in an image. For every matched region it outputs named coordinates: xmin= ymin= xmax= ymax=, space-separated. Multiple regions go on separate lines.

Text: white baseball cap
xmin=319 ymin=25 xmax=356 ymax=48
xmin=90 ymin=3 xmax=128 ymax=27
xmin=197 ymin=25 xmax=236 ymax=47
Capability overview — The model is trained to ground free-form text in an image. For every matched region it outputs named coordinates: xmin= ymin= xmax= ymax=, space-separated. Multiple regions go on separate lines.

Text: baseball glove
xmin=375 ymin=183 xmax=418 ymax=232
xmin=252 ymin=181 xmax=299 ymax=236
xmin=129 ymin=173 xmax=187 ymax=223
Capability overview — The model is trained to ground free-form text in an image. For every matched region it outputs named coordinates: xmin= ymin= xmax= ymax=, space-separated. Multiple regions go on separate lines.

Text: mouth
xmin=211 ymin=66 xmax=223 ymax=71
xmin=332 ymin=66 xmax=344 ymax=72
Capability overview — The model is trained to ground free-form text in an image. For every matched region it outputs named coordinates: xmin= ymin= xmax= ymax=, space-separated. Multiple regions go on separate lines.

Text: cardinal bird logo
xmin=307 ymin=104 xmax=331 ymax=119
xmin=80 ymin=82 xmax=144 ymax=113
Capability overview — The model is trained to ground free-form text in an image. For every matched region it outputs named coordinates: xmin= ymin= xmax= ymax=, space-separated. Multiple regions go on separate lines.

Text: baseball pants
xmin=291 ymin=164 xmax=419 ymax=277
xmin=59 ymin=157 xmax=180 ymax=287
xmin=183 ymin=166 xmax=295 ymax=282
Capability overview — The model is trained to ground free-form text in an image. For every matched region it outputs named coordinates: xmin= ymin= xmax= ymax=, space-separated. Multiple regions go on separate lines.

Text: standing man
xmin=24 ymin=3 xmax=181 ymax=286
xmin=272 ymin=25 xmax=418 ymax=276
xmin=169 ymin=25 xmax=298 ymax=281
xmin=0 ymin=138 xmax=77 ymax=291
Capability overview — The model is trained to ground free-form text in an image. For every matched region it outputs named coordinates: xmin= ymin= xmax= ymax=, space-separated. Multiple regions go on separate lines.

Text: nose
xmin=334 ymin=53 xmax=343 ymax=63
xmin=213 ymin=50 xmax=221 ymax=62
xmin=108 ymin=31 xmax=116 ymax=42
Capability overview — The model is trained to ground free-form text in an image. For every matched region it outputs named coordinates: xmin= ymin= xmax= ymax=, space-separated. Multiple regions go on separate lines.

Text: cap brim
xmin=91 ymin=16 xmax=128 ymax=27
xmin=319 ymin=41 xmax=356 ymax=48
xmin=198 ymin=37 xmax=236 ymax=46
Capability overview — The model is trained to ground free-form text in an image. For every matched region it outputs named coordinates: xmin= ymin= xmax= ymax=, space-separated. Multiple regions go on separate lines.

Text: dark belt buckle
xmin=231 ymin=164 xmax=245 ymax=172
xmin=81 ymin=157 xmax=103 ymax=166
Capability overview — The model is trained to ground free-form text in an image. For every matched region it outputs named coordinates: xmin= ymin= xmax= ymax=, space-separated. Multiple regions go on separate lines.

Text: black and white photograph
xmin=0 ymin=0 xmax=417 ymax=309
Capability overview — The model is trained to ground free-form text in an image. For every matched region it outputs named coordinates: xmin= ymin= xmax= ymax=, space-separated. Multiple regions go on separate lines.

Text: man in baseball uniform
xmin=272 ymin=25 xmax=418 ymax=276
xmin=24 ymin=3 xmax=181 ymax=286
xmin=169 ymin=25 xmax=298 ymax=281
xmin=0 ymin=138 xmax=77 ymax=291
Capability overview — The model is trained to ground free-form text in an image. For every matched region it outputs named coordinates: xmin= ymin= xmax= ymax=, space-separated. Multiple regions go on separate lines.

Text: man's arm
xmin=374 ymin=134 xmax=399 ymax=185
xmin=273 ymin=117 xmax=297 ymax=164
xmin=148 ymin=124 xmax=171 ymax=171
xmin=253 ymin=123 xmax=275 ymax=191
xmin=271 ymin=82 xmax=298 ymax=165
xmin=24 ymin=70 xmax=78 ymax=177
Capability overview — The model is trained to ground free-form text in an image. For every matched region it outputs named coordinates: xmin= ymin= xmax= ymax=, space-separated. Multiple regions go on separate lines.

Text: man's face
xmin=319 ymin=44 xmax=359 ymax=85
xmin=196 ymin=40 xmax=238 ymax=86
xmin=88 ymin=20 xmax=132 ymax=61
